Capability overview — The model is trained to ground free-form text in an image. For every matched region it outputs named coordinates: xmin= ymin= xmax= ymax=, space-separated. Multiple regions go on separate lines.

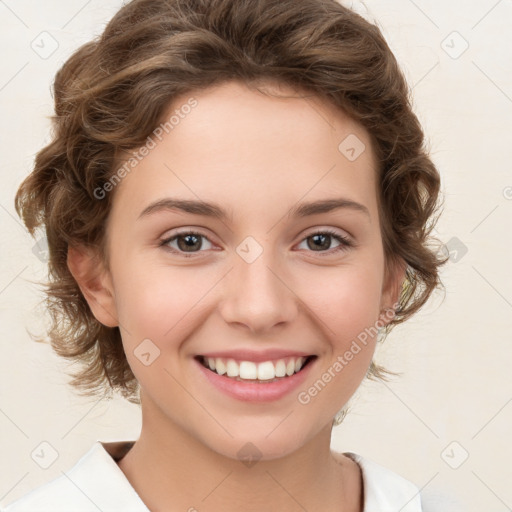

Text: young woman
xmin=4 ymin=0 xmax=447 ymax=510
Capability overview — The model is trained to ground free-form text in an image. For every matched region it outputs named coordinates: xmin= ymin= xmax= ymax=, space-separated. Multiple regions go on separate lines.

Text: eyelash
xmin=159 ymin=229 xmax=354 ymax=258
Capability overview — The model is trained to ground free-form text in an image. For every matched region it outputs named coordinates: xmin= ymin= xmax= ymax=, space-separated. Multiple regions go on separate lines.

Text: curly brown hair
xmin=15 ymin=0 xmax=447 ymax=404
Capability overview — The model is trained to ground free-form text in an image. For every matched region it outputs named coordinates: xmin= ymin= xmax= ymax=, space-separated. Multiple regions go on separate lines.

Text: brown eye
xmin=307 ymin=233 xmax=331 ymax=251
xmin=298 ymin=229 xmax=353 ymax=255
xmin=161 ymin=230 xmax=213 ymax=256
xmin=176 ymin=233 xmax=203 ymax=252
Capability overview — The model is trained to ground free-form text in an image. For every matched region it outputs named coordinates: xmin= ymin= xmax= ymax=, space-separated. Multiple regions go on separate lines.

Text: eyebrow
xmin=137 ymin=197 xmax=370 ymax=221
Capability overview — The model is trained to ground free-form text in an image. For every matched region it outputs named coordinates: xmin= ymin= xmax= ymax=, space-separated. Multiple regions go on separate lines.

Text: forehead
xmin=166 ymin=79 xmax=373 ymax=162
xmin=110 ymin=80 xmax=379 ymax=222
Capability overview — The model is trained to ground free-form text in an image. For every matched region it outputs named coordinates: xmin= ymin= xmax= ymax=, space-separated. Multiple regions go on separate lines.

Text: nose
xmin=218 ymin=249 xmax=299 ymax=335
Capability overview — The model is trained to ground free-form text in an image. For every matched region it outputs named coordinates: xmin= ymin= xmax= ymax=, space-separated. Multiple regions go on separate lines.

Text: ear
xmin=379 ymin=256 xmax=407 ymax=326
xmin=67 ymin=245 xmax=119 ymax=328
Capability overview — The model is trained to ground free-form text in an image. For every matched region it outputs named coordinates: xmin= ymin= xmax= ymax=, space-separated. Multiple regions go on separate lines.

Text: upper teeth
xmin=203 ymin=356 xmax=308 ymax=380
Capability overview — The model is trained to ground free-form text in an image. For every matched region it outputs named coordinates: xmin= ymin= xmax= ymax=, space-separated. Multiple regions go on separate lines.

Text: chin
xmin=200 ymin=419 xmax=323 ymax=464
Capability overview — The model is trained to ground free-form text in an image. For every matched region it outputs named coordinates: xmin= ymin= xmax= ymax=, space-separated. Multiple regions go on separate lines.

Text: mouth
xmin=195 ymin=355 xmax=317 ymax=383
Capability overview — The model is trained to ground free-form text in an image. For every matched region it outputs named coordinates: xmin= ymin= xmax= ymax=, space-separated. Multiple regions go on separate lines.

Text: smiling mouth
xmin=195 ymin=355 xmax=317 ymax=382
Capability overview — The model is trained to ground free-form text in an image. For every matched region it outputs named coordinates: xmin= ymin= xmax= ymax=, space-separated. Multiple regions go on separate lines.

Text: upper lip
xmin=197 ymin=349 xmax=316 ymax=363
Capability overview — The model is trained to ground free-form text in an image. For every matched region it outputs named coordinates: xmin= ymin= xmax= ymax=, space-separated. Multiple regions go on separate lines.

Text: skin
xmin=68 ymin=80 xmax=405 ymax=512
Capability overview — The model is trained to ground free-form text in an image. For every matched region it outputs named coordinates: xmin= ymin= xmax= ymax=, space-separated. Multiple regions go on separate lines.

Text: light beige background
xmin=0 ymin=1 xmax=510 ymax=510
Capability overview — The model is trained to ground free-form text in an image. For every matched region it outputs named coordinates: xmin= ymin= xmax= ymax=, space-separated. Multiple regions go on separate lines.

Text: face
xmin=80 ymin=80 xmax=402 ymax=461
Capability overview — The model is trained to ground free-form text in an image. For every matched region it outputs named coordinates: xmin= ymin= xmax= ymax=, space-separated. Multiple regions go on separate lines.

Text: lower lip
xmin=195 ymin=357 xmax=315 ymax=402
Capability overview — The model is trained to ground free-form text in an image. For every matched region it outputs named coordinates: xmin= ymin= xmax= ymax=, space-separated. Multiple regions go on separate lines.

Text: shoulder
xmin=341 ymin=451 xmax=422 ymax=511
xmin=1 ymin=472 xmax=92 ymax=512
xmin=339 ymin=452 xmax=457 ymax=512
xmin=1 ymin=441 xmax=147 ymax=512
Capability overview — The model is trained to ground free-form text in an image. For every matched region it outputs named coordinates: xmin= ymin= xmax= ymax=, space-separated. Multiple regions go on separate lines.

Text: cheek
xmin=295 ymin=267 xmax=383 ymax=412
xmin=111 ymin=261 xmax=201 ymax=388
xmin=302 ymin=263 xmax=384 ymax=343
xmin=111 ymin=259 xmax=219 ymax=374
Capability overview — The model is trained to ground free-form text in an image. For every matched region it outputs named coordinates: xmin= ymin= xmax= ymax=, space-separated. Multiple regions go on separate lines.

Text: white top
xmin=1 ymin=440 xmax=444 ymax=511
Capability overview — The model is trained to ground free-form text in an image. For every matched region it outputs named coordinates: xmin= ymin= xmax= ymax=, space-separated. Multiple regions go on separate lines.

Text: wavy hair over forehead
xmin=15 ymin=0 xmax=447 ymax=403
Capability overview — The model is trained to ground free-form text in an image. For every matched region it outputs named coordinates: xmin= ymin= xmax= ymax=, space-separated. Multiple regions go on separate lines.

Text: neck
xmin=117 ymin=398 xmax=362 ymax=512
